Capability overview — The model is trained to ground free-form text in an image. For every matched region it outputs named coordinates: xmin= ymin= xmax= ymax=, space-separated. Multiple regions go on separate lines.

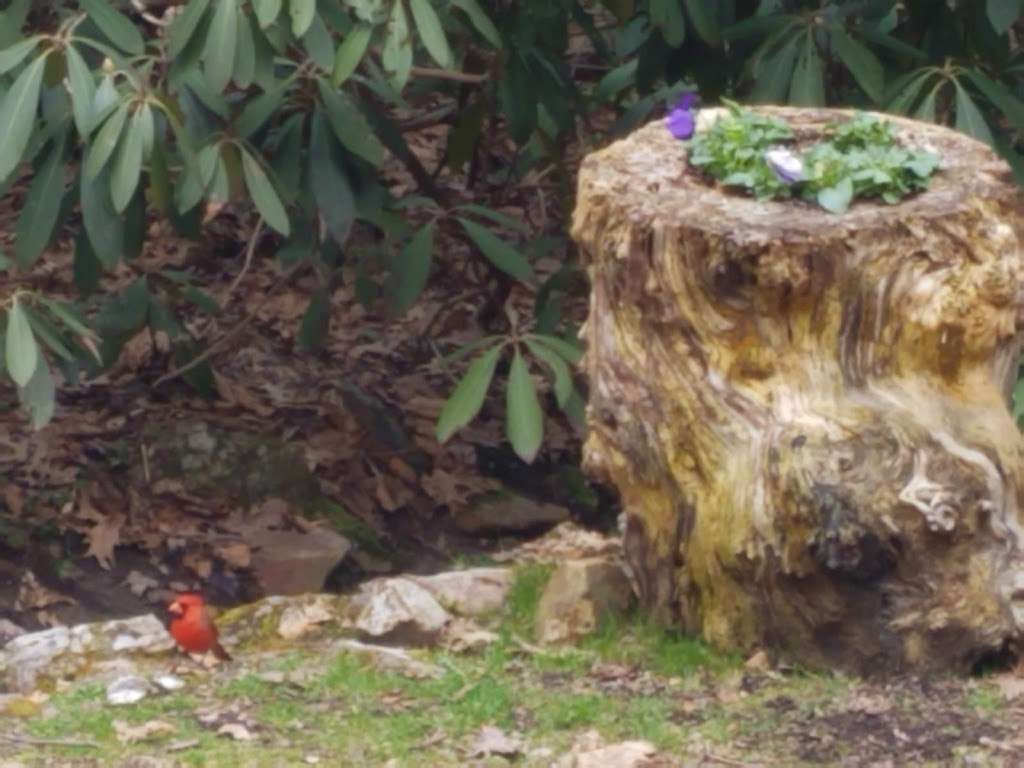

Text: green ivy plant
xmin=687 ymin=105 xmax=939 ymax=213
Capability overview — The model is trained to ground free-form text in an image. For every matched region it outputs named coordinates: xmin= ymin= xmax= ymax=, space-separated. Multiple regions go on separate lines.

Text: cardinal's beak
xmin=168 ymin=601 xmax=183 ymax=616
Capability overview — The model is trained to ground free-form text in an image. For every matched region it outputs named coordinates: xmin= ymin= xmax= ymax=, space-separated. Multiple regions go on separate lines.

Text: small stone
xmin=304 ymin=756 xmax=320 ymax=765
xmin=535 ymin=558 xmax=634 ymax=643
xmin=351 ymin=578 xmax=451 ymax=646
xmin=107 ymin=676 xmax=150 ymax=706
xmin=410 ymin=568 xmax=513 ymax=616
xmin=249 ymin=528 xmax=351 ymax=596
xmin=153 ymin=674 xmax=186 ymax=692
xmin=277 ymin=596 xmax=336 ymax=640
xmin=744 ymin=650 xmax=772 ymax=673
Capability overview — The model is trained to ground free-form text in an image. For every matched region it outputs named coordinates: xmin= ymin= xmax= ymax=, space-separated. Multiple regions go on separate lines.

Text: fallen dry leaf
xmin=85 ymin=514 xmax=124 ymax=570
xmin=124 ymin=570 xmax=159 ymax=597
xmin=15 ymin=571 xmax=75 ymax=611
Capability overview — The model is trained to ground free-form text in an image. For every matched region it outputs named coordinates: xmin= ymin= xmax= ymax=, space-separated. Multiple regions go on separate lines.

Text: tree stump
xmin=572 ymin=106 xmax=1024 ymax=675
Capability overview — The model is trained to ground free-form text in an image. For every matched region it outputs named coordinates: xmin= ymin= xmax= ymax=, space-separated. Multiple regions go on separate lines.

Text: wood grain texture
xmin=572 ymin=106 xmax=1024 ymax=674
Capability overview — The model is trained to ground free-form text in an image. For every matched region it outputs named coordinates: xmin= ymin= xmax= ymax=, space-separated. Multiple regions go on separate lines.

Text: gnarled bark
xmin=572 ymin=107 xmax=1024 ymax=674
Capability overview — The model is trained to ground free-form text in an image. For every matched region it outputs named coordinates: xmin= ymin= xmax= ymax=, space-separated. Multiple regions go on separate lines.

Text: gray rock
xmin=0 ymin=618 xmax=26 ymax=644
xmin=106 ymin=675 xmax=150 ymax=706
xmin=455 ymin=491 xmax=569 ymax=534
xmin=410 ymin=568 xmax=513 ymax=616
xmin=0 ymin=614 xmax=172 ymax=693
xmin=351 ymin=578 xmax=450 ymax=646
xmin=536 ymin=558 xmax=634 ymax=644
xmin=250 ymin=528 xmax=351 ymax=595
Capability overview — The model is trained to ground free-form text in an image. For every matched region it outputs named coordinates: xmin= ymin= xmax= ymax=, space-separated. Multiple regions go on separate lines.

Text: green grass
xmin=7 ymin=564 xmax=778 ymax=767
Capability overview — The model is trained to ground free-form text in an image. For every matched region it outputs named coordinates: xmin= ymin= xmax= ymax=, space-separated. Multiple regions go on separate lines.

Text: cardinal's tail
xmin=213 ymin=641 xmax=233 ymax=661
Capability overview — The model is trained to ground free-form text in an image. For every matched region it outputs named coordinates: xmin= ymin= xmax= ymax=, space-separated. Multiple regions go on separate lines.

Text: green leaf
xmin=987 ymin=0 xmax=1023 ymax=34
xmin=236 ymin=82 xmax=288 ymax=138
xmin=5 ymin=299 xmax=38 ymax=388
xmin=530 ymin=334 xmax=584 ymax=365
xmin=14 ymin=130 xmax=67 ymax=268
xmin=964 ymin=68 xmax=1024 ymax=130
xmin=451 ymin=0 xmax=501 ymax=48
xmin=955 ymin=82 xmax=994 ymax=145
xmin=81 ymin=159 xmax=125 ymax=266
xmin=290 ymin=0 xmax=317 ymax=37
xmin=382 ymin=0 xmax=413 ymax=89
xmin=111 ymin=108 xmax=145 ymax=213
xmin=456 ymin=203 xmax=531 ymax=234
xmin=27 ymin=309 xmax=74 ymax=363
xmin=790 ymin=33 xmax=825 ymax=106
xmin=298 ymin=287 xmax=331 ymax=351
xmin=233 ymin=7 xmax=257 ymax=88
xmin=750 ymin=35 xmax=799 ymax=103
xmin=316 ymin=79 xmax=385 ymax=166
xmin=17 ymin=352 xmax=55 ymax=430
xmin=85 ymin=101 xmax=129 ymax=180
xmin=650 ymin=0 xmax=686 ymax=46
xmin=817 ymin=176 xmax=854 ymax=214
xmin=168 ymin=0 xmax=211 ymax=58
xmin=886 ymin=69 xmax=934 ymax=114
xmin=506 ymin=348 xmax=543 ymax=463
xmin=64 ymin=45 xmax=97 ymax=136
xmin=0 ymin=53 xmax=46 ymax=183
xmin=203 ymin=0 xmax=238 ymax=93
xmin=389 ymin=224 xmax=433 ymax=314
xmin=333 ymin=23 xmax=373 ymax=86
xmin=40 ymin=297 xmax=99 ymax=341
xmin=683 ymin=0 xmax=720 ymax=45
xmin=73 ymin=231 xmax=103 ymax=295
xmin=302 ymin=13 xmax=335 ymax=71
xmin=309 ymin=110 xmax=355 ymax=246
xmin=830 ymin=27 xmax=884 ymax=103
xmin=436 ymin=343 xmax=504 ymax=443
xmin=270 ymin=112 xmax=305 ymax=199
xmin=524 ymin=338 xmax=572 ymax=407
xmin=457 ymin=218 xmax=535 ymax=283
xmin=409 ymin=0 xmax=453 ymax=69
xmin=241 ymin=147 xmax=290 ymax=236
xmin=0 ymin=34 xmax=41 ymax=76
xmin=254 ymin=0 xmax=282 ymax=29
xmin=80 ymin=0 xmax=145 ymax=55
xmin=914 ymin=83 xmax=939 ymax=121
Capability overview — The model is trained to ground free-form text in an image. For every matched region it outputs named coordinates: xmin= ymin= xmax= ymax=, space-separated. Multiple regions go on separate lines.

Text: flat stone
xmin=409 ymin=568 xmax=513 ymax=616
xmin=250 ymin=528 xmax=351 ymax=595
xmin=351 ymin=578 xmax=450 ymax=646
xmin=536 ymin=558 xmax=634 ymax=644
xmin=106 ymin=675 xmax=150 ymax=706
xmin=454 ymin=491 xmax=569 ymax=534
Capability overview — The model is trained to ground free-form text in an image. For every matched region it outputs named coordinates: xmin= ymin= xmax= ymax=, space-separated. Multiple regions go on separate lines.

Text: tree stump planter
xmin=572 ymin=106 xmax=1024 ymax=675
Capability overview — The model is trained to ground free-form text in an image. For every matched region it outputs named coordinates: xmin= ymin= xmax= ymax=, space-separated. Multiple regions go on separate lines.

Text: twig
xmin=153 ymin=260 xmax=306 ymax=388
xmin=699 ymin=750 xmax=772 ymax=767
xmin=410 ymin=66 xmax=486 ymax=84
xmin=401 ymin=104 xmax=457 ymax=132
xmin=1 ymin=734 xmax=100 ymax=749
xmin=225 ymin=217 xmax=265 ymax=300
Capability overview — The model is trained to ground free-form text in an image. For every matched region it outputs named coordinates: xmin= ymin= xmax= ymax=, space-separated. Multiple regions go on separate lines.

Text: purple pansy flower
xmin=666 ymin=92 xmax=699 ymax=140
xmin=764 ymin=147 xmax=804 ymax=184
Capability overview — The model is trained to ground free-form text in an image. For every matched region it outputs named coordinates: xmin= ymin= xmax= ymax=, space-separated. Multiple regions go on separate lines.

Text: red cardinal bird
xmin=167 ymin=593 xmax=232 ymax=661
